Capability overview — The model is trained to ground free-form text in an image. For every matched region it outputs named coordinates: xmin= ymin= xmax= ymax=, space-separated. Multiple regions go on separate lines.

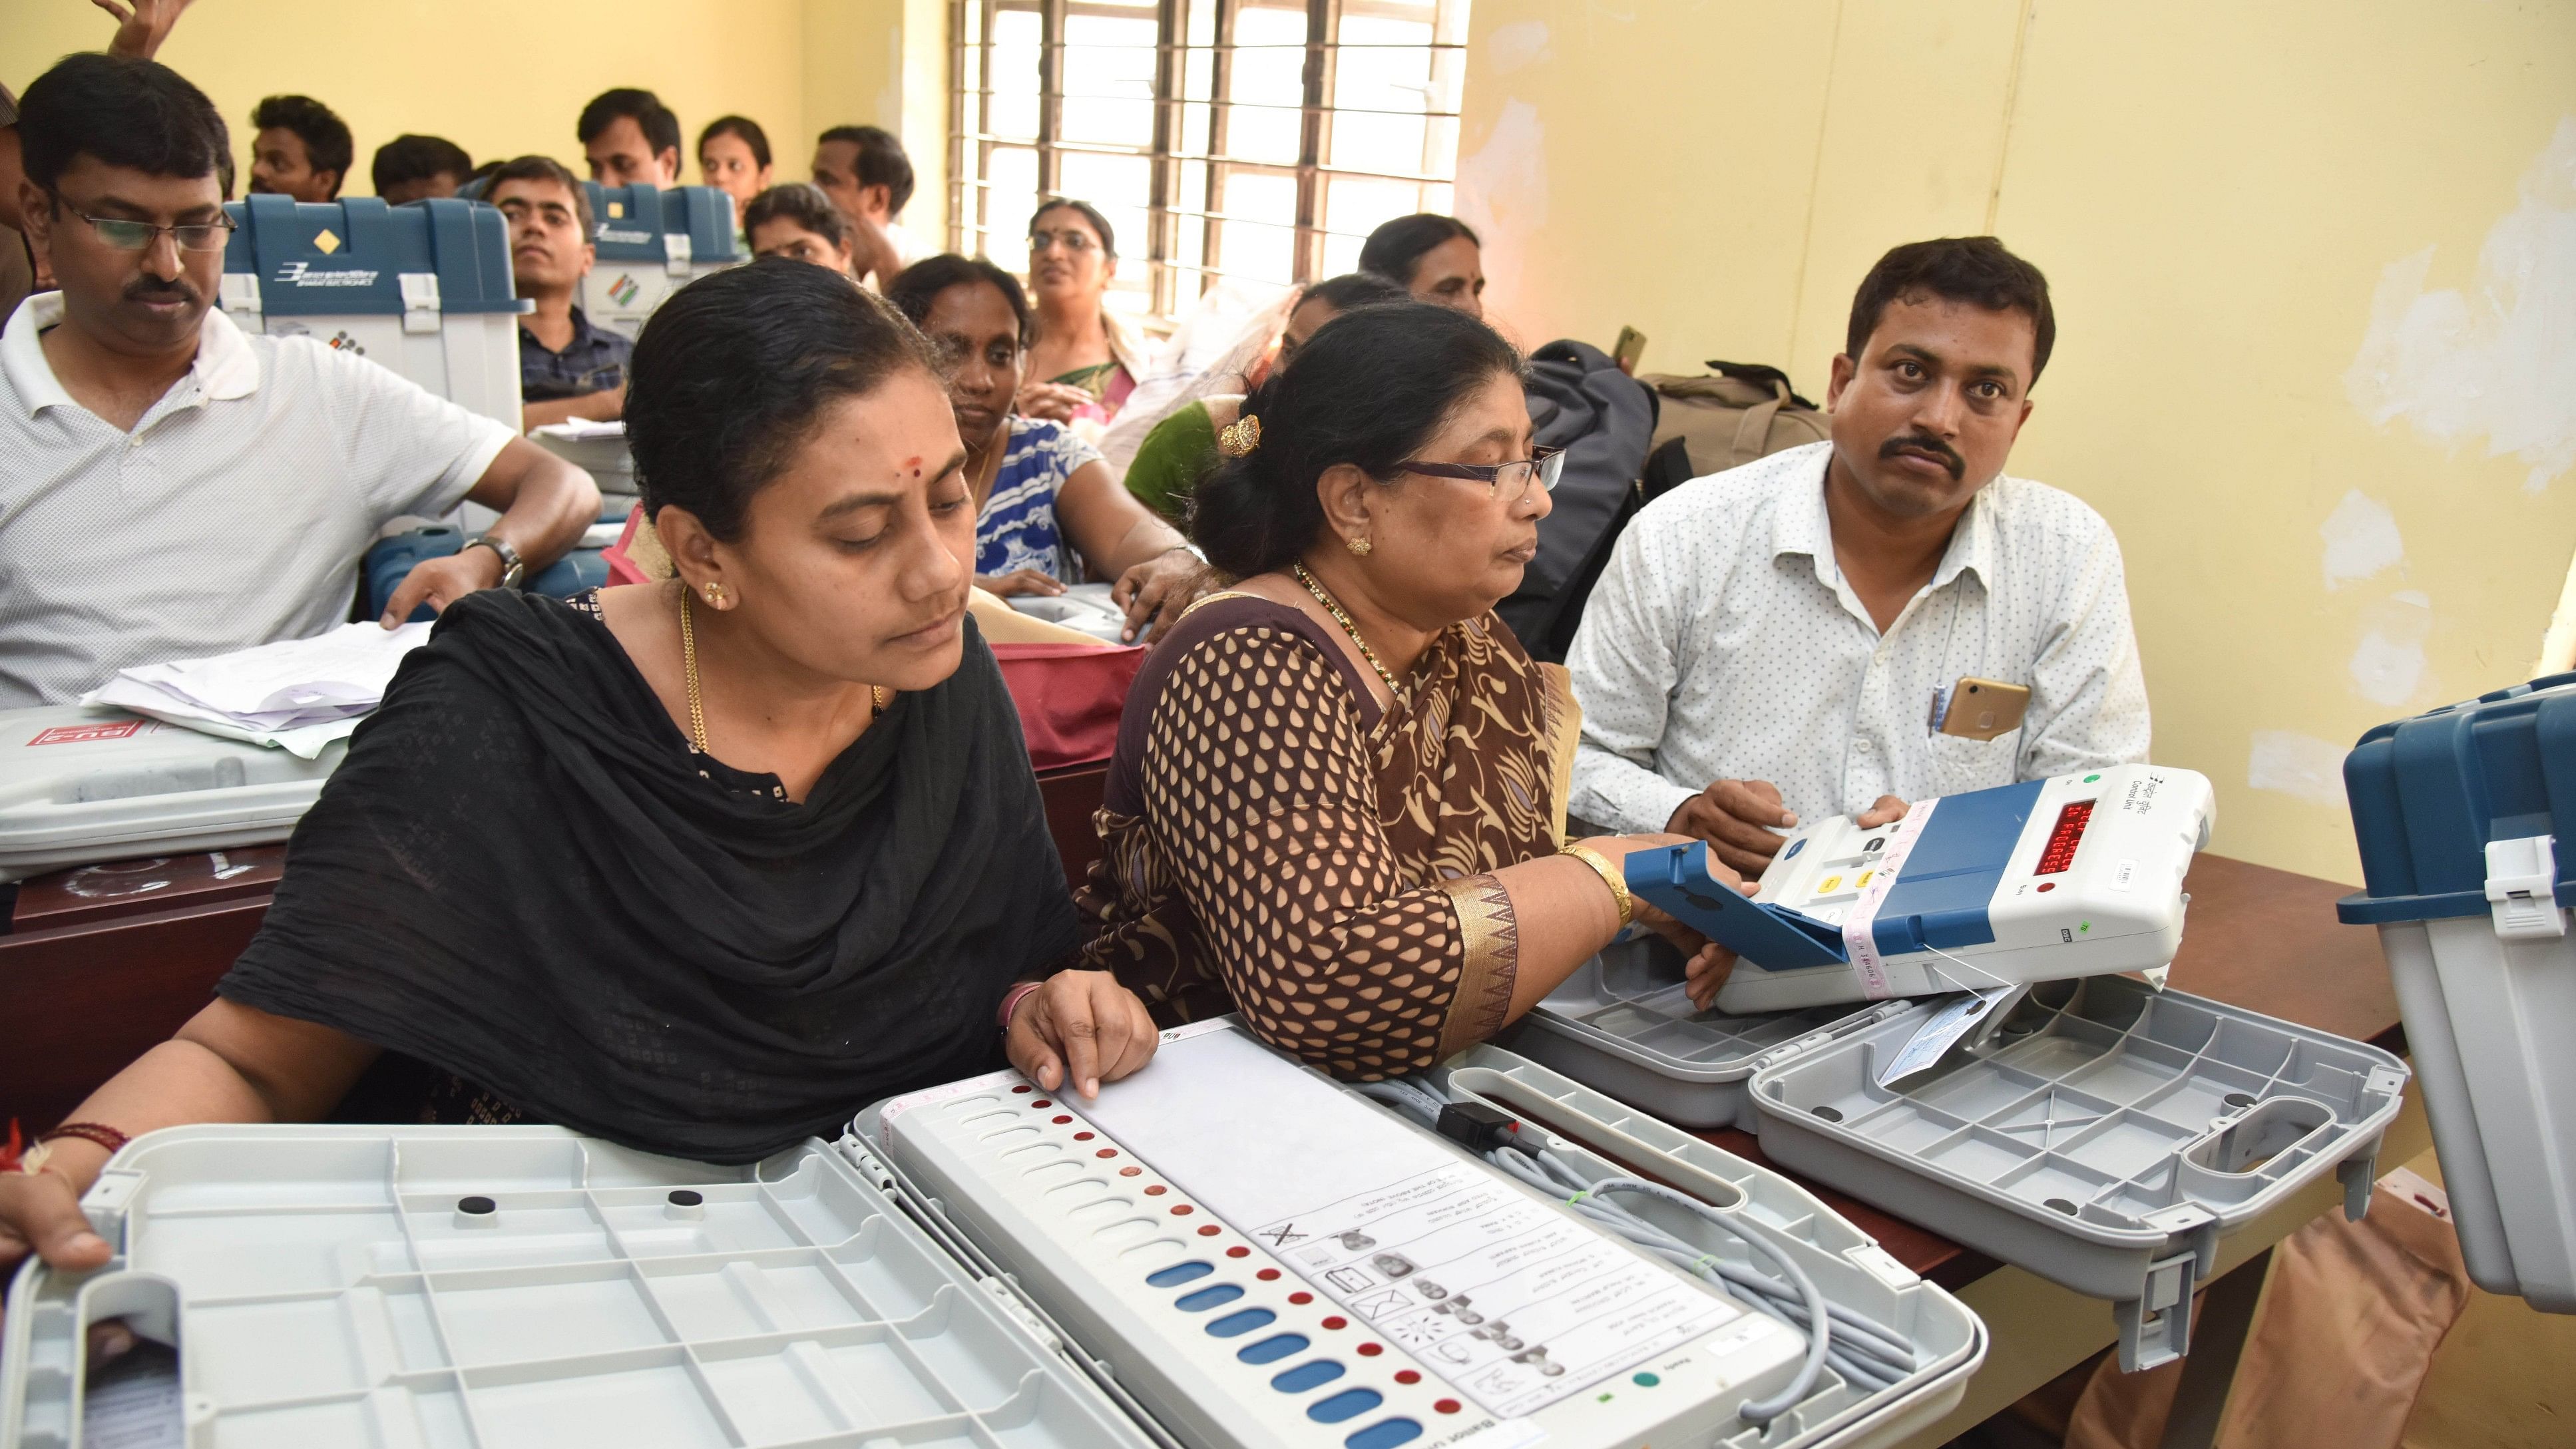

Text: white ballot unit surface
xmin=2 ymin=1024 xmax=1983 ymax=1449
xmin=578 ymin=183 xmax=744 ymax=339
xmin=218 ymin=195 xmax=527 ymax=430
xmin=2339 ymin=673 xmax=2576 ymax=1314
xmin=1006 ymin=583 xmax=1131 ymax=644
xmin=0 ymin=706 xmax=341 ymax=883
xmin=1627 ymin=765 xmax=2217 ymax=1015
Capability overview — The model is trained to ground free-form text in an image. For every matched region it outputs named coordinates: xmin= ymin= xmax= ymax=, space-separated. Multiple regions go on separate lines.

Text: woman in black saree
xmin=0 ymin=260 xmax=1157 ymax=1283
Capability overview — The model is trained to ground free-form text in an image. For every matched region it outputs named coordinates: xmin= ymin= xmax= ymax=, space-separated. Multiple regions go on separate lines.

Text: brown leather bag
xmin=1638 ymin=361 xmax=1828 ymax=499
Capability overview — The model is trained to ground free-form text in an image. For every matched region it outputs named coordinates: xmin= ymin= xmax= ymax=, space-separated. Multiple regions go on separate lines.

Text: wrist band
xmin=1560 ymin=843 xmax=1633 ymax=930
xmin=997 ymin=980 xmax=1046 ymax=1033
xmin=41 ymin=1122 xmax=130 ymax=1158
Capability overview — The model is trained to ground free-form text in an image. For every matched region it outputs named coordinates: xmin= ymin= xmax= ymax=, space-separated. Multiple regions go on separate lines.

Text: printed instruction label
xmin=1841 ymin=797 xmax=1940 ymax=997
xmin=1265 ymin=1159 xmax=1740 ymax=1418
xmin=27 ymin=719 xmax=144 ymax=745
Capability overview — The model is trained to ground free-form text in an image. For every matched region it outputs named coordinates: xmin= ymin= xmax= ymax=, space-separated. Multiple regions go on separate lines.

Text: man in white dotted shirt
xmin=0 ymin=55 xmax=598 ymax=710
xmin=1568 ymin=237 xmax=2149 ymax=875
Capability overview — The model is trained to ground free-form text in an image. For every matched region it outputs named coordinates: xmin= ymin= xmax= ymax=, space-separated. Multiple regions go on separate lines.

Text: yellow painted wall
xmin=0 ymin=0 xmax=943 ymax=238
xmin=1458 ymin=1 xmax=2576 ymax=883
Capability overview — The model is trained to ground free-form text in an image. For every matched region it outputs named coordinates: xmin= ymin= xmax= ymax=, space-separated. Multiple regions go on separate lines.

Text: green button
xmin=1631 ymin=1372 xmax=1661 ymax=1387
xmin=2083 ymin=773 xmax=2101 ymax=782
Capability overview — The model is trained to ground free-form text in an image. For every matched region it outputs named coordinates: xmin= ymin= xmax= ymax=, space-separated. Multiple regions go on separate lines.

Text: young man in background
xmin=578 ymin=88 xmax=679 ymax=188
xmin=248 ymin=93 xmax=349 ymax=202
xmin=371 ymin=134 xmax=471 ymax=204
xmin=489 ymin=155 xmax=630 ymax=431
xmin=811 ymin=124 xmax=914 ymax=287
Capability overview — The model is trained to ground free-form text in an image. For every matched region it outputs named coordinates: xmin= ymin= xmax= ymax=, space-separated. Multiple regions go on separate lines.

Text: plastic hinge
xmin=2336 ymin=1149 xmax=2381 ymax=1222
xmin=2113 ymin=1247 xmax=2201 ymax=1371
xmin=664 ymin=231 xmax=694 ymax=274
xmin=978 ymin=1274 xmax=1063 ymax=1353
xmin=836 ymin=1138 xmax=899 ymax=1193
xmin=218 ymin=272 xmax=261 ymax=313
xmin=2482 ymin=835 xmax=2563 ymax=940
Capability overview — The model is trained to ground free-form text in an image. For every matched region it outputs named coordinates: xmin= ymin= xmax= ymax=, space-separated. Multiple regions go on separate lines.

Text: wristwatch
xmin=465 ymin=533 xmax=525 ymax=590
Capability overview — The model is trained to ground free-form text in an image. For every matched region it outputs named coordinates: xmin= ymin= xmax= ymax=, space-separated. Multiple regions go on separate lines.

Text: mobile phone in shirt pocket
xmin=1934 ymin=676 xmax=2030 ymax=739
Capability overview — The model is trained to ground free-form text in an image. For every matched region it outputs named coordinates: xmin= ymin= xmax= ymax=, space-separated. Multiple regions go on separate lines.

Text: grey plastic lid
xmin=0 ymin=705 xmax=342 ymax=883
xmin=0 ymin=1126 xmax=1153 ymax=1449
xmin=1745 ymin=974 xmax=2408 ymax=1368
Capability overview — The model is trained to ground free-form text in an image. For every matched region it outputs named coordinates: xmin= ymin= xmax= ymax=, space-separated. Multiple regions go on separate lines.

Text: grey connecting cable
xmin=1356 ymin=1078 xmax=1919 ymax=1424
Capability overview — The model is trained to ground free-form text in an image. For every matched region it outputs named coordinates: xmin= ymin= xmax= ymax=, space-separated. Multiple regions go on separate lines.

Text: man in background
xmin=248 ymin=93 xmax=349 ymax=202
xmin=578 ymin=88 xmax=679 ymax=188
xmin=1568 ymin=237 xmax=2149 ymax=872
xmin=811 ymin=124 xmax=914 ymax=286
xmin=1 ymin=0 xmax=196 ymax=321
xmin=371 ymin=134 xmax=470 ymax=204
xmin=489 ymin=156 xmax=629 ymax=431
xmin=2 ymin=56 xmax=596 ymax=706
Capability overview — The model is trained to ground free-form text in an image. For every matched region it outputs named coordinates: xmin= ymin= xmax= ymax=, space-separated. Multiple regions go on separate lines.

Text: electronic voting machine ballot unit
xmin=3 ymin=1022 xmax=1985 ymax=1449
xmin=1509 ymin=764 xmax=2411 ymax=1370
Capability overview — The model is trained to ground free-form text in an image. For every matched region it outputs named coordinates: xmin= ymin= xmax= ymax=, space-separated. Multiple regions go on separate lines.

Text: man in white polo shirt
xmin=1568 ymin=237 xmax=2149 ymax=875
xmin=0 ymin=54 xmax=598 ymax=710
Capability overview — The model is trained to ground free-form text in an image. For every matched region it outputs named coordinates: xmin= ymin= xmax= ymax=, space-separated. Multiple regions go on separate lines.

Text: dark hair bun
xmin=1189 ymin=302 xmax=1520 ymax=579
xmin=627 ymin=260 xmax=941 ymax=542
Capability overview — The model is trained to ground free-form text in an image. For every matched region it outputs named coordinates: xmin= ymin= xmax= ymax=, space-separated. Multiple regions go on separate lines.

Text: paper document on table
xmin=1878 ymin=986 xmax=2020 ymax=1086
xmin=532 ymin=418 xmax=626 ymax=442
xmin=82 ymin=623 xmax=429 ymax=755
xmin=1076 ymin=1023 xmax=1744 ymax=1418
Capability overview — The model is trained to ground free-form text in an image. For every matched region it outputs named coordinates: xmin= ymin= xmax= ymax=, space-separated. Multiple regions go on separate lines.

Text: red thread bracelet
xmin=40 ymin=1122 xmax=130 ymax=1157
xmin=996 ymin=980 xmax=1045 ymax=1032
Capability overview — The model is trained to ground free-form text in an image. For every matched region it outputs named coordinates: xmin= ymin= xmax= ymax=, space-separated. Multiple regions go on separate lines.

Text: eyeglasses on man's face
xmin=1398 ymin=445 xmax=1566 ymax=503
xmin=67 ymin=208 xmax=236 ymax=253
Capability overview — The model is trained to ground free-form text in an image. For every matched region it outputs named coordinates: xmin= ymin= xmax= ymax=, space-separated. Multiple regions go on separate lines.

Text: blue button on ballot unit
xmin=1629 ymin=765 xmax=2215 ymax=1013
xmin=578 ymin=182 xmax=744 ymax=338
xmin=2338 ymin=672 xmax=2576 ymax=1313
xmin=218 ymin=196 xmax=529 ymax=429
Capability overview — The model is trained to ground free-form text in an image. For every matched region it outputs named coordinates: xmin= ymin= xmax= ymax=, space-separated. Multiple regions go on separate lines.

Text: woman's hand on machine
xmin=0 ymin=1161 xmax=115 ymax=1280
xmin=1599 ymin=833 xmax=1749 ymax=1012
xmin=1006 ymin=969 xmax=1160 ymax=1098
xmin=1112 ymin=548 xmax=1209 ymax=643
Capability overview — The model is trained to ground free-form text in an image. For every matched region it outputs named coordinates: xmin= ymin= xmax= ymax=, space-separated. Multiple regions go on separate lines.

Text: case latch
xmin=2113 ymin=1247 xmax=2202 ymax=1370
xmin=2483 ymin=835 xmax=2563 ymax=940
xmin=398 ymin=272 xmax=441 ymax=334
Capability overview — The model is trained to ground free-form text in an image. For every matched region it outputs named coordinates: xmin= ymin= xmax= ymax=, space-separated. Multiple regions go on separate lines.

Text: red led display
xmin=2036 ymin=799 xmax=2095 ymax=875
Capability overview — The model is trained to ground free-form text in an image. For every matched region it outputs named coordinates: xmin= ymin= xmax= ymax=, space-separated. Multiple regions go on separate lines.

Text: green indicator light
xmin=1632 ymin=1372 xmax=1661 ymax=1387
xmin=2083 ymin=773 xmax=2101 ymax=783
xmin=2079 ymin=921 xmax=2091 ymax=933
xmin=1596 ymin=1392 xmax=1615 ymax=1403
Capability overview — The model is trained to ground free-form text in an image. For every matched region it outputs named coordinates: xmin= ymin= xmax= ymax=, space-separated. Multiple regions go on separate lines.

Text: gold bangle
xmin=1560 ymin=843 xmax=1633 ymax=930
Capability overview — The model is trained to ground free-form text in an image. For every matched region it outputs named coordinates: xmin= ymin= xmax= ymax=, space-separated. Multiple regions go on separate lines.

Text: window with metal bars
xmin=950 ymin=0 xmax=1470 ymax=322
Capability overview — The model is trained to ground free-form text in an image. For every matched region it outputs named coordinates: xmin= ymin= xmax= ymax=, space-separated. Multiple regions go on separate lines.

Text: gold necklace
xmin=1291 ymin=562 xmax=1406 ymax=702
xmin=679 ymin=588 xmax=883 ymax=758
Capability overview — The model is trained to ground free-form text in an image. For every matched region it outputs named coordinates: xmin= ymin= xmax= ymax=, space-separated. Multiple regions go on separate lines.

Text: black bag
xmin=1494 ymin=340 xmax=1657 ymax=664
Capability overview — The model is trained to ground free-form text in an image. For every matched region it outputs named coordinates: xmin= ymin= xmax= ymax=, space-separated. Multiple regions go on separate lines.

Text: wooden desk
xmin=2 ymin=849 xmax=288 ymax=1132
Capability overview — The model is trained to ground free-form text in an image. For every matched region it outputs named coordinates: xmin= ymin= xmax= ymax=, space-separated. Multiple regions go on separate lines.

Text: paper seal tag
xmin=1841 ymin=798 xmax=1939 ymax=998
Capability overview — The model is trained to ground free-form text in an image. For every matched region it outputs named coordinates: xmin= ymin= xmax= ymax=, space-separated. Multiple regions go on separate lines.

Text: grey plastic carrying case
xmin=1519 ymin=944 xmax=2406 ymax=1370
xmin=3 ymin=1044 xmax=1982 ymax=1449
xmin=0 ymin=706 xmax=342 ymax=884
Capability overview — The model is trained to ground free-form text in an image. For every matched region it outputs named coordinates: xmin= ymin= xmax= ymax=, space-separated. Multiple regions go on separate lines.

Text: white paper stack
xmin=81 ymin=622 xmax=433 ymax=759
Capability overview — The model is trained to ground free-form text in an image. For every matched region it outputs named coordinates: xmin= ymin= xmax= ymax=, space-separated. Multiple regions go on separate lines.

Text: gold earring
xmin=704 ymin=582 xmax=728 ymax=608
xmin=1347 ymin=534 xmax=1373 ymax=557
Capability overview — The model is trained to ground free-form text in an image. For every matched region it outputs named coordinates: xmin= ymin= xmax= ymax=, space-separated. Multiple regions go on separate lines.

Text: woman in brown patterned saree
xmin=1078 ymin=304 xmax=1739 ymax=1079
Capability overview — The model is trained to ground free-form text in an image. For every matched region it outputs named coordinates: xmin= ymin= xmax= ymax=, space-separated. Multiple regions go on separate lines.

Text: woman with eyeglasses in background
xmin=1074 ymin=303 xmax=1739 ymax=1079
xmin=1016 ymin=197 xmax=1151 ymax=429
